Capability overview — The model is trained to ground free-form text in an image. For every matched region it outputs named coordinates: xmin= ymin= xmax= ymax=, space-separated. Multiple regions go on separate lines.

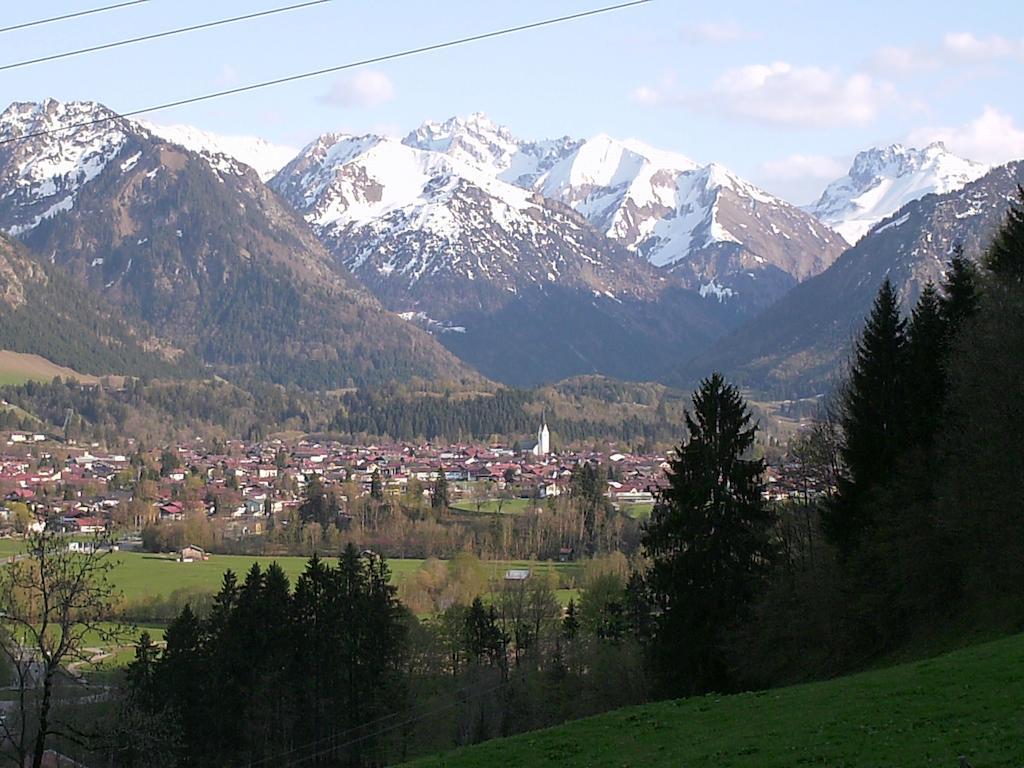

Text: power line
xmin=0 ymin=0 xmax=653 ymax=148
xmin=0 ymin=1 xmax=150 ymax=35
xmin=0 ymin=0 xmax=332 ymax=73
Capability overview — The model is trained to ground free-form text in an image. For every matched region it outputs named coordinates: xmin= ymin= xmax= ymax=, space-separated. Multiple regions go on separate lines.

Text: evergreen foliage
xmin=824 ymin=279 xmax=907 ymax=554
xmin=643 ymin=373 xmax=773 ymax=696
xmin=128 ymin=547 xmax=409 ymax=767
xmin=983 ymin=186 xmax=1024 ymax=285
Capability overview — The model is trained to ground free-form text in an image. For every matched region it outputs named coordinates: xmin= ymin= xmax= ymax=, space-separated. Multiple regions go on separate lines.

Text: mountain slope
xmin=139 ymin=120 xmax=298 ymax=181
xmin=0 ymin=99 xmax=478 ymax=390
xmin=691 ymin=161 xmax=1024 ymax=396
xmin=404 ymin=633 xmax=1024 ymax=768
xmin=406 ymin=119 xmax=846 ymax=314
xmin=271 ymin=130 xmax=731 ymax=386
xmin=809 ymin=143 xmax=989 ymax=245
xmin=0 ymin=233 xmax=187 ymax=378
xmin=535 ymin=136 xmax=846 ymax=313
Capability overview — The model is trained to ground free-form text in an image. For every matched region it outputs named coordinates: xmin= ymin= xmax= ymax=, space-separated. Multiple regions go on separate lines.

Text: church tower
xmin=535 ymin=419 xmax=550 ymax=457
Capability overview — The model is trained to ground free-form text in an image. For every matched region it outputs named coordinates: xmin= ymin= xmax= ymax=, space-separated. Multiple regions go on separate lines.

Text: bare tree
xmin=0 ymin=532 xmax=124 ymax=768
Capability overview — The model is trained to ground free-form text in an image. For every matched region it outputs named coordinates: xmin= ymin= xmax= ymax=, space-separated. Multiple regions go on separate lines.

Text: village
xmin=0 ymin=420 xmax=820 ymax=551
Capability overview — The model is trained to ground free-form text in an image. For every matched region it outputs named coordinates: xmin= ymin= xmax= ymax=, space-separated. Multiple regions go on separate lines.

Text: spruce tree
xmin=904 ymin=282 xmax=947 ymax=447
xmin=825 ymin=279 xmax=908 ymax=554
xmin=643 ymin=372 xmax=772 ymax=696
xmin=941 ymin=245 xmax=980 ymax=336
xmin=432 ymin=470 xmax=449 ymax=512
xmin=984 ymin=186 xmax=1024 ymax=286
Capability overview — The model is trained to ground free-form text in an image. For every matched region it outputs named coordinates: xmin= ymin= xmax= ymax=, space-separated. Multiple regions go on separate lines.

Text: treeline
xmin=0 ymin=377 xmax=330 ymax=445
xmin=333 ymin=385 xmax=688 ymax=446
xmin=108 ymin=548 xmax=645 ymax=767
xmin=0 ymin=375 xmax=692 ymax=448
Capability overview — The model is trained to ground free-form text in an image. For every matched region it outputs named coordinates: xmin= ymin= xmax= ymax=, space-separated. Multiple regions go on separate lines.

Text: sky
xmin=2 ymin=0 xmax=1023 ymax=203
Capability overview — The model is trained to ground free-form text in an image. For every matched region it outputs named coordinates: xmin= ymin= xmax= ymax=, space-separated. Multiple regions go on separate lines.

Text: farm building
xmin=179 ymin=545 xmax=209 ymax=563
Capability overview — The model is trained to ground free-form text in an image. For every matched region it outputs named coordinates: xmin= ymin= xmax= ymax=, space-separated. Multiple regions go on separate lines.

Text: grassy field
xmin=0 ymin=538 xmax=25 ymax=557
xmin=0 ymin=349 xmax=101 ymax=386
xmin=450 ymin=498 xmax=537 ymax=515
xmin=404 ymin=632 xmax=1024 ymax=768
xmin=2 ymin=541 xmax=585 ymax=601
xmin=106 ymin=551 xmax=583 ymax=602
xmin=621 ymin=502 xmax=654 ymax=519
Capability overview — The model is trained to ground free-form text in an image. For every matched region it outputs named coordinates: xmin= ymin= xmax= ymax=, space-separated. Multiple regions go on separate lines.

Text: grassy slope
xmin=0 ymin=349 xmax=101 ymax=386
xmin=405 ymin=633 xmax=1024 ymax=768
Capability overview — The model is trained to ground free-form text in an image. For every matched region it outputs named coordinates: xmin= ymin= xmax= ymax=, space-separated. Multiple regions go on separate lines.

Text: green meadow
xmin=107 ymin=550 xmax=582 ymax=602
xmin=405 ymin=632 xmax=1024 ymax=768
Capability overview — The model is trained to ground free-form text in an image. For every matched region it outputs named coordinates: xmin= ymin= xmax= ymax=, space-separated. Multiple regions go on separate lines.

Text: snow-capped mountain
xmin=0 ymin=99 xmax=133 ymax=235
xmin=270 ymin=131 xmax=649 ymax=305
xmin=139 ymin=120 xmax=297 ymax=181
xmin=402 ymin=112 xmax=581 ymax=188
xmin=270 ymin=128 xmax=732 ymax=385
xmin=0 ymin=98 xmax=479 ymax=389
xmin=809 ymin=143 xmax=989 ymax=245
xmin=531 ymin=134 xmax=845 ymax=310
xmin=404 ymin=120 xmax=845 ymax=311
xmin=694 ymin=159 xmax=1024 ymax=395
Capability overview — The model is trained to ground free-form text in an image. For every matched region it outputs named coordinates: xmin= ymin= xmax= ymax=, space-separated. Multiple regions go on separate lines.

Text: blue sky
xmin=3 ymin=0 xmax=1023 ymax=201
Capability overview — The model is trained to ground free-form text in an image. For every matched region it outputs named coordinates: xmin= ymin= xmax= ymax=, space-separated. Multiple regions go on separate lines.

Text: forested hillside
xmin=0 ymin=233 xmax=190 ymax=379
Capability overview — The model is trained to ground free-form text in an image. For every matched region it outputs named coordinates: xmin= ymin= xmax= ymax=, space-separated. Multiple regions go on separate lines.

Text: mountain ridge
xmin=0 ymin=99 xmax=480 ymax=391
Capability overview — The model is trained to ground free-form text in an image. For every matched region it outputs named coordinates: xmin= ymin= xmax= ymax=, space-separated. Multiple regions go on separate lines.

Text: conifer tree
xmin=904 ymin=282 xmax=947 ymax=447
xmin=432 ymin=469 xmax=449 ymax=512
xmin=643 ymin=373 xmax=772 ymax=696
xmin=984 ymin=186 xmax=1024 ymax=286
xmin=941 ymin=245 xmax=980 ymax=336
xmin=825 ymin=279 xmax=907 ymax=554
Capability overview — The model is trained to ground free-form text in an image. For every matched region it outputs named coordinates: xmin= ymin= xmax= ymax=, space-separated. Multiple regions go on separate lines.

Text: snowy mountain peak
xmin=0 ymin=99 xmax=134 ymax=235
xmin=403 ymin=114 xmax=582 ymax=188
xmin=138 ymin=120 xmax=297 ymax=181
xmin=810 ymin=143 xmax=989 ymax=244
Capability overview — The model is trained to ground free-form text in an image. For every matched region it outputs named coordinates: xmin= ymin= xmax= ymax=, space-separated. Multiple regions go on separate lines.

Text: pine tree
xmin=825 ymin=279 xmax=908 ymax=554
xmin=904 ymin=282 xmax=947 ymax=447
xmin=643 ymin=372 xmax=773 ymax=696
xmin=432 ymin=470 xmax=449 ymax=512
xmin=984 ymin=186 xmax=1024 ymax=286
xmin=941 ymin=245 xmax=980 ymax=336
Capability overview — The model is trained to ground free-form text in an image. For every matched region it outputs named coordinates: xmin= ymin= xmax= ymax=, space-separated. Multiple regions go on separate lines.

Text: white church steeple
xmin=533 ymin=418 xmax=550 ymax=457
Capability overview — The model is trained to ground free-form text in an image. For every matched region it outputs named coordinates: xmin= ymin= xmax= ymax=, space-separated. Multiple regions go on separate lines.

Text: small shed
xmin=179 ymin=545 xmax=209 ymax=563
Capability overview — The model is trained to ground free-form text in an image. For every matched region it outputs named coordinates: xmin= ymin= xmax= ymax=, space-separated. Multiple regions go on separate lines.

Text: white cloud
xmin=706 ymin=62 xmax=896 ymax=127
xmin=908 ymin=106 xmax=1024 ymax=165
xmin=760 ymin=153 xmax=848 ymax=181
xmin=940 ymin=32 xmax=1024 ymax=63
xmin=632 ymin=63 xmax=897 ymax=127
xmin=322 ymin=70 xmax=396 ymax=108
xmin=868 ymin=46 xmax=939 ymax=76
xmin=756 ymin=153 xmax=851 ymax=205
xmin=680 ymin=21 xmax=751 ymax=45
xmin=870 ymin=33 xmax=1024 ymax=77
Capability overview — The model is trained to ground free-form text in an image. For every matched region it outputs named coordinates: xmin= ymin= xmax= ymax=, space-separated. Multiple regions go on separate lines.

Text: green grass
xmin=107 ymin=551 xmax=583 ymax=602
xmin=450 ymin=498 xmax=537 ymax=515
xmin=621 ymin=502 xmax=654 ymax=519
xmin=404 ymin=632 xmax=1024 ymax=768
xmin=0 ymin=538 xmax=26 ymax=557
xmin=0 ymin=372 xmax=32 ymax=386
